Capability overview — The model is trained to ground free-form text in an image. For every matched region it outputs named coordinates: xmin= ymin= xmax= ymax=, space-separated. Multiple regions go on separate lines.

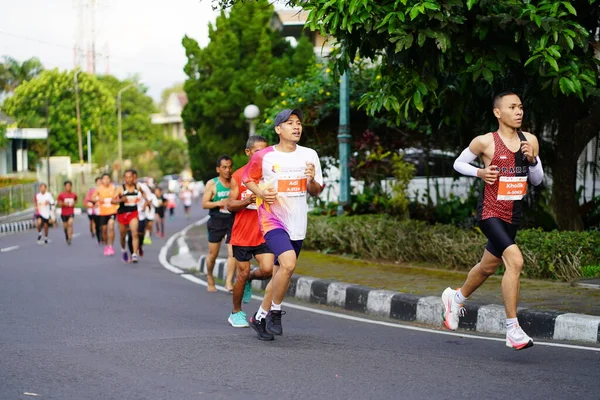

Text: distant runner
xmin=57 ymin=180 xmax=77 ymax=245
xmin=94 ymin=173 xmax=118 ymax=256
xmin=35 ymin=183 xmax=55 ymax=245
xmin=154 ymin=187 xmax=166 ymax=238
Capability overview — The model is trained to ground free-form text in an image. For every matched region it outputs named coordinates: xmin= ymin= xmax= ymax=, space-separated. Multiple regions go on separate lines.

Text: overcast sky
xmin=0 ymin=0 xmax=220 ymax=101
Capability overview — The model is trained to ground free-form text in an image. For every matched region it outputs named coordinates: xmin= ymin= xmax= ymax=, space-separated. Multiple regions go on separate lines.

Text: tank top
xmin=209 ymin=177 xmax=231 ymax=217
xmin=118 ymin=184 xmax=140 ymax=214
xmin=476 ymin=131 xmax=531 ymax=225
xmin=97 ymin=185 xmax=118 ymax=216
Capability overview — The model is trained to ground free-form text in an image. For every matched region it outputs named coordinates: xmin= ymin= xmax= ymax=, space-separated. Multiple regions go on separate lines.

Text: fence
xmin=0 ymin=182 xmax=40 ymax=217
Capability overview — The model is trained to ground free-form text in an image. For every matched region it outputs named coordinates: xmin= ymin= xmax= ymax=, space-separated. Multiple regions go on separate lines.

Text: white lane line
xmin=159 ymin=221 xmax=600 ymax=353
xmin=1 ymin=245 xmax=19 ymax=253
xmin=73 ymin=233 xmax=81 ymax=239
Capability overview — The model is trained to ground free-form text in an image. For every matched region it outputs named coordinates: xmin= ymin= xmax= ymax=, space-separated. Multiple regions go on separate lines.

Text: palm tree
xmin=0 ymin=56 xmax=44 ymax=94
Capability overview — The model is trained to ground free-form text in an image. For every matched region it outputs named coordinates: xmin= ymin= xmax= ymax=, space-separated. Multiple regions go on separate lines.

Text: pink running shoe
xmin=103 ymin=246 xmax=109 ymax=256
xmin=107 ymin=245 xmax=115 ymax=256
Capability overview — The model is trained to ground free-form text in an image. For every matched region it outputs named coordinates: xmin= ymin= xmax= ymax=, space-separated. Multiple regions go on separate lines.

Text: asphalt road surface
xmin=1 ymin=206 xmax=599 ymax=400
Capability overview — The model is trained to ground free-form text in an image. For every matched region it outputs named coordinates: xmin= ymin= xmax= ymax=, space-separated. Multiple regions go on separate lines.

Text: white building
xmin=0 ymin=112 xmax=48 ymax=176
xmin=151 ymin=92 xmax=188 ymax=142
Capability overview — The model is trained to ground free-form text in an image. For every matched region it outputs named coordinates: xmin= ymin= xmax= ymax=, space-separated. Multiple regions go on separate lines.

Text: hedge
xmin=305 ymin=215 xmax=600 ymax=282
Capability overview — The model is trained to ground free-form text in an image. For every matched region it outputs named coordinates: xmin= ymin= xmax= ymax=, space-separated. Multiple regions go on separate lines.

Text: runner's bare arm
xmin=57 ymin=195 xmax=64 ymax=208
xmin=112 ymin=186 xmax=124 ymax=204
xmin=522 ymin=132 xmax=544 ymax=185
xmin=227 ymin=177 xmax=254 ymax=212
xmin=202 ymin=180 xmax=223 ymax=209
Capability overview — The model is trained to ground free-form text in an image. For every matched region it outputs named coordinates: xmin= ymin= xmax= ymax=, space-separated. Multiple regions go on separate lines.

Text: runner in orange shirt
xmin=93 ymin=173 xmax=119 ymax=256
xmin=226 ymin=135 xmax=274 ymax=338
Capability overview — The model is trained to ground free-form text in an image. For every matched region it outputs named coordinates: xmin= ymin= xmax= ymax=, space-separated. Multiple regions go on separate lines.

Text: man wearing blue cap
xmin=243 ymin=109 xmax=324 ymax=340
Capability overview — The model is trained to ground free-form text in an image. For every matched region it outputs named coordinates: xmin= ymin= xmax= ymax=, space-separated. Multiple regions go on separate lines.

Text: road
xmin=1 ymin=206 xmax=599 ymax=400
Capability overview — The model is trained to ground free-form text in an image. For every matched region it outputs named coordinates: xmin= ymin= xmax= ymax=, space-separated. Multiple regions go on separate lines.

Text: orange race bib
xmin=277 ymin=178 xmax=307 ymax=195
xmin=497 ymin=176 xmax=527 ymax=200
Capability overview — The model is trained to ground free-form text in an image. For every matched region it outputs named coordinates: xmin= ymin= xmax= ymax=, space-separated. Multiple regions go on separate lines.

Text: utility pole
xmin=45 ymin=99 xmax=51 ymax=188
xmin=74 ymin=70 xmax=85 ymax=186
xmin=337 ymin=70 xmax=351 ymax=216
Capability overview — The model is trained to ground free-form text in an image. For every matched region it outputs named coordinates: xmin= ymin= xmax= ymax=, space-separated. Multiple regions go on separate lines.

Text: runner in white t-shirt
xmin=35 ymin=183 xmax=55 ymax=245
xmin=180 ymin=187 xmax=193 ymax=219
xmin=243 ymin=109 xmax=324 ymax=337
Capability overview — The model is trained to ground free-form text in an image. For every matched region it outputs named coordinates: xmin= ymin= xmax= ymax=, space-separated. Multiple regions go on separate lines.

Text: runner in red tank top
xmin=226 ymin=135 xmax=274 ymax=339
xmin=440 ymin=92 xmax=545 ymax=350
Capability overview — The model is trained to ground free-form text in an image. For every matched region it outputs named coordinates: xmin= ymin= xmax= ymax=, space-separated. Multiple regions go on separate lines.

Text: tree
xmin=0 ymin=56 xmax=44 ymax=94
xmin=2 ymin=69 xmax=114 ymax=162
xmin=215 ymin=0 xmax=600 ymax=230
xmin=182 ymin=0 xmax=315 ymax=181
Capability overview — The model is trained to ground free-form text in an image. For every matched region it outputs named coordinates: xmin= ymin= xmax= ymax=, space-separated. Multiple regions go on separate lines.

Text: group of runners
xmin=33 ymin=170 xmax=196 ymax=264
xmin=205 ymin=95 xmax=544 ymax=350
xmin=34 ymin=92 xmax=543 ymax=350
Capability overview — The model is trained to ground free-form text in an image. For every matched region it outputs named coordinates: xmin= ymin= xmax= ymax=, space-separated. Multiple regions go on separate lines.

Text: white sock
xmin=256 ymin=306 xmax=268 ymax=321
xmin=271 ymin=302 xmax=282 ymax=311
xmin=506 ymin=318 xmax=518 ymax=330
xmin=454 ymin=289 xmax=468 ymax=304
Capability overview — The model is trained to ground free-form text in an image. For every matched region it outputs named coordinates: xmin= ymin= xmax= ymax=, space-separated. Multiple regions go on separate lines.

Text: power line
xmin=0 ymin=29 xmax=182 ymax=68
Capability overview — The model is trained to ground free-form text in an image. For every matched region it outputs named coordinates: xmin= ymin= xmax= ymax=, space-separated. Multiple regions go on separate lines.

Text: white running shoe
xmin=441 ymin=287 xmax=465 ymax=331
xmin=506 ymin=324 xmax=534 ymax=350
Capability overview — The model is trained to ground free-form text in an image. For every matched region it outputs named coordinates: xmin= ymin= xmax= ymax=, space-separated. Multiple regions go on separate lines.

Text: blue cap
xmin=274 ymin=109 xmax=303 ymax=127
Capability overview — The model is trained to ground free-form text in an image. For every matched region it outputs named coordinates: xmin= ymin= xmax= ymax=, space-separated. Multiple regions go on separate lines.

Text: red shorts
xmin=117 ymin=211 xmax=139 ymax=225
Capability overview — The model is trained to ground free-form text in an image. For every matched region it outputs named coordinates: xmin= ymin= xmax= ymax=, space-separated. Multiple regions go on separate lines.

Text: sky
xmin=0 ymin=0 xmax=220 ymax=101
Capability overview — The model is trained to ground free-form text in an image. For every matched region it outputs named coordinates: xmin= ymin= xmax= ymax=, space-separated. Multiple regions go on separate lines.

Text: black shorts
xmin=184 ymin=205 xmax=191 ymax=211
xmin=156 ymin=208 xmax=165 ymax=218
xmin=479 ymin=218 xmax=518 ymax=258
xmin=37 ymin=216 xmax=49 ymax=225
xmin=232 ymin=242 xmax=272 ymax=262
xmin=97 ymin=214 xmax=116 ymax=226
xmin=207 ymin=215 xmax=234 ymax=244
xmin=87 ymin=213 xmax=95 ymax=221
xmin=61 ymin=214 xmax=74 ymax=223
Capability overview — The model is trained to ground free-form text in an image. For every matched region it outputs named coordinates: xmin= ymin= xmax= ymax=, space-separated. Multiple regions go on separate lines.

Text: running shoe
xmin=144 ymin=236 xmax=152 ymax=245
xmin=242 ymin=281 xmax=253 ymax=304
xmin=107 ymin=245 xmax=115 ymax=256
xmin=249 ymin=313 xmax=274 ymax=341
xmin=122 ymin=251 xmax=129 ymax=263
xmin=441 ymin=287 xmax=465 ymax=331
xmin=228 ymin=311 xmax=250 ymax=328
xmin=44 ymin=239 xmax=48 ymax=245
xmin=139 ymin=247 xmax=144 ymax=257
xmin=506 ymin=324 xmax=534 ymax=350
xmin=67 ymin=238 xmax=72 ymax=246
xmin=131 ymin=253 xmax=138 ymax=264
xmin=265 ymin=310 xmax=285 ymax=336
xmin=103 ymin=246 xmax=109 ymax=256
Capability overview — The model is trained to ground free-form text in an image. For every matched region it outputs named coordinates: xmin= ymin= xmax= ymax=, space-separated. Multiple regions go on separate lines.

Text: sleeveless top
xmin=118 ymin=184 xmax=140 ymax=214
xmin=97 ymin=185 xmax=118 ymax=216
xmin=209 ymin=177 xmax=231 ymax=217
xmin=476 ymin=131 xmax=531 ymax=225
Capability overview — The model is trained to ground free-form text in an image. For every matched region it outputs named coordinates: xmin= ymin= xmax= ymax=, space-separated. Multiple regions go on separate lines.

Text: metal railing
xmin=0 ymin=182 xmax=40 ymax=217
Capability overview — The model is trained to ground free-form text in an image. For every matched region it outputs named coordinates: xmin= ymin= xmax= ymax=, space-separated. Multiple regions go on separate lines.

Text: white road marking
xmin=1 ymin=245 xmax=19 ymax=253
xmin=158 ymin=221 xmax=600 ymax=353
xmin=73 ymin=233 xmax=82 ymax=238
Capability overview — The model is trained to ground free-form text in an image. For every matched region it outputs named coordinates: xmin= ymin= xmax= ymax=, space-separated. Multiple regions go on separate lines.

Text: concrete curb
xmin=194 ymin=253 xmax=600 ymax=344
xmin=0 ymin=219 xmax=36 ymax=235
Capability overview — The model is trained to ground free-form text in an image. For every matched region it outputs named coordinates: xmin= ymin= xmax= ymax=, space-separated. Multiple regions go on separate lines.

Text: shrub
xmin=305 ymin=215 xmax=600 ymax=282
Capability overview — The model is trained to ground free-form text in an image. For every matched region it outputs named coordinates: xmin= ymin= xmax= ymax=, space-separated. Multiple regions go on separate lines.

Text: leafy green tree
xmin=2 ymin=69 xmax=114 ymax=162
xmin=215 ymin=0 xmax=600 ymax=230
xmin=182 ymin=0 xmax=315 ymax=181
xmin=0 ymin=56 xmax=44 ymax=94
xmin=96 ymin=75 xmax=160 ymax=143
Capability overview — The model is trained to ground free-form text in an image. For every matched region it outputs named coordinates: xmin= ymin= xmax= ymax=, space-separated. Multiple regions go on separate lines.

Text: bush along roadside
xmin=304 ymin=215 xmax=600 ymax=282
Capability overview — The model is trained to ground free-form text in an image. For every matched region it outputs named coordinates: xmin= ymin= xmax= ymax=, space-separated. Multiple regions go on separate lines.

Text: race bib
xmin=125 ymin=197 xmax=139 ymax=206
xmin=65 ymin=198 xmax=74 ymax=206
xmin=103 ymin=198 xmax=113 ymax=205
xmin=497 ymin=176 xmax=527 ymax=200
xmin=241 ymin=189 xmax=257 ymax=210
xmin=278 ymin=178 xmax=307 ymax=195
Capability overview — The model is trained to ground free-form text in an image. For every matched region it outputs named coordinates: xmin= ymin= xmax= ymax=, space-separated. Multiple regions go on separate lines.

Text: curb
xmin=195 ymin=254 xmax=600 ymax=344
xmin=0 ymin=219 xmax=36 ymax=235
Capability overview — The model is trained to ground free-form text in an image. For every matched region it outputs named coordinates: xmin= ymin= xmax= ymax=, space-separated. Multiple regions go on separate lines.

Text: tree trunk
xmin=551 ymin=99 xmax=600 ymax=231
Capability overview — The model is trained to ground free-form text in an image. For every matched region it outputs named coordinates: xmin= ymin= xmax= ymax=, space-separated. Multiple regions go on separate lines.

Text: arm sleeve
xmin=453 ymin=148 xmax=480 ymax=177
xmin=528 ymin=156 xmax=544 ymax=186
xmin=313 ymin=151 xmax=324 ymax=187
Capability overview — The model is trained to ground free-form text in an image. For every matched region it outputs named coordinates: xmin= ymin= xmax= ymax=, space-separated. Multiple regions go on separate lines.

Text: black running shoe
xmin=139 ymin=247 xmax=144 ymax=257
xmin=249 ymin=313 xmax=274 ymax=341
xmin=265 ymin=310 xmax=285 ymax=336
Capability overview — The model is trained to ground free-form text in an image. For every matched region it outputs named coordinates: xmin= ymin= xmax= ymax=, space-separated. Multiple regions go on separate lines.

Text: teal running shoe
xmin=228 ymin=311 xmax=249 ymax=328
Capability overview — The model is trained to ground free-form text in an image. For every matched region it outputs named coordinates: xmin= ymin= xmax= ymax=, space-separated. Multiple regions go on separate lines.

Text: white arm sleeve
xmin=528 ymin=156 xmax=544 ymax=186
xmin=453 ymin=148 xmax=480 ymax=177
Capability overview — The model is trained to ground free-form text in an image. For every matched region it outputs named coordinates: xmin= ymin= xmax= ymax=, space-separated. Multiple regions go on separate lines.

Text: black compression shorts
xmin=479 ymin=217 xmax=518 ymax=258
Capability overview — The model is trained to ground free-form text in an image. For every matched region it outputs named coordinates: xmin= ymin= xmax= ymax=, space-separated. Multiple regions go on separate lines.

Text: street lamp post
xmin=337 ymin=70 xmax=351 ymax=216
xmin=117 ymin=82 xmax=138 ymax=166
xmin=244 ymin=104 xmax=260 ymax=137
xmin=74 ymin=69 xmax=85 ymax=185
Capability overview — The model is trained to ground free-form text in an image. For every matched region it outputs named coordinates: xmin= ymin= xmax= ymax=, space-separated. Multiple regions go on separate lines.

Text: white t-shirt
xmin=243 ymin=144 xmax=323 ymax=240
xmin=181 ymin=190 xmax=193 ymax=206
xmin=35 ymin=192 xmax=55 ymax=219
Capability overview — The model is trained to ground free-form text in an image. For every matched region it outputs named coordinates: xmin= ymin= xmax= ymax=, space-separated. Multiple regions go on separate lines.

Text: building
xmin=151 ymin=92 xmax=188 ymax=142
xmin=0 ymin=112 xmax=48 ymax=176
xmin=271 ymin=9 xmax=332 ymax=58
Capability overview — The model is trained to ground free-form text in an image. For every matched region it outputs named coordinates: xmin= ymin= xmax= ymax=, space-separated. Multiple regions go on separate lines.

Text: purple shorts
xmin=264 ymin=228 xmax=303 ymax=261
